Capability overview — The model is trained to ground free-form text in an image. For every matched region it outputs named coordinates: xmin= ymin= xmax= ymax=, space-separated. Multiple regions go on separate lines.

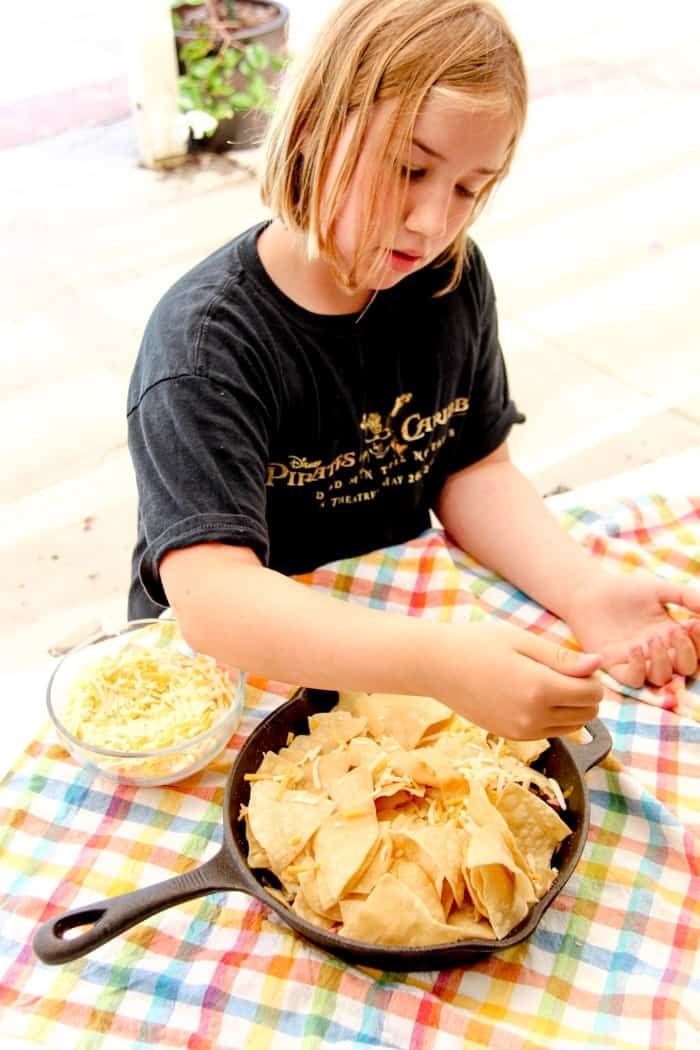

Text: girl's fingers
xmin=545 ymin=724 xmax=597 ymax=738
xmin=517 ymin=634 xmax=601 ymax=680
xmin=604 ymin=645 xmax=646 ymax=689
xmin=688 ymin=620 xmax=700 ymax=659
xmin=647 ymin=635 xmax=673 ymax=686
xmin=550 ymin=704 xmax=601 ymax=728
xmin=670 ymin=626 xmax=698 ymax=677
xmin=601 ymin=623 xmax=700 ymax=691
xmin=657 ymin=582 xmax=700 ymax=614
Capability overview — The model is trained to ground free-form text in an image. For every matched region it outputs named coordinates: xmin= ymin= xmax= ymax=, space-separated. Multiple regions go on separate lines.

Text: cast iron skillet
xmin=33 ymin=688 xmax=611 ymax=970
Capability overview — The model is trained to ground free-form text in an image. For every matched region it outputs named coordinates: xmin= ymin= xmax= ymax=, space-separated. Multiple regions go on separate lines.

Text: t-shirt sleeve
xmin=445 ymin=245 xmax=524 ymax=472
xmin=127 ymin=311 xmax=277 ymax=608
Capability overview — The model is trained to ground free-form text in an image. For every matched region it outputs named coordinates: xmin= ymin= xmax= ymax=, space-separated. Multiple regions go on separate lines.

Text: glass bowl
xmin=46 ymin=619 xmax=245 ymax=787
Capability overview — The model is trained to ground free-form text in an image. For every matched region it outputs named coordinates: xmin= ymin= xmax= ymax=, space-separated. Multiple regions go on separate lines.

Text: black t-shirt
xmin=127 ymin=221 xmax=522 ymax=618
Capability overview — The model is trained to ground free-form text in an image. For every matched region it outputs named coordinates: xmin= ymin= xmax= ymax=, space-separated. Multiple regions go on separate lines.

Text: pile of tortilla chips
xmin=240 ymin=692 xmax=572 ymax=946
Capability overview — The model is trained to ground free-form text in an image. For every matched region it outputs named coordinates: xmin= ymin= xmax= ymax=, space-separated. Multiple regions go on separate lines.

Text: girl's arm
xmin=435 ymin=442 xmax=700 ymax=686
xmin=435 ymin=442 xmax=596 ymax=621
xmin=160 ymin=541 xmax=602 ymax=740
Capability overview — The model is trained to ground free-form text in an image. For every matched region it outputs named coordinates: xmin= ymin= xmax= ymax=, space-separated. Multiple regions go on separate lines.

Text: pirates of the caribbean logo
xmin=265 ymin=392 xmax=470 ymax=490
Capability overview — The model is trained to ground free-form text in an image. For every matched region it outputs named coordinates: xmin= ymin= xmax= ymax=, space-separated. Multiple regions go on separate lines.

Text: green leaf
xmin=180 ymin=38 xmax=211 ymax=63
xmin=189 ymin=56 xmax=218 ymax=79
xmin=207 ymin=68 xmax=226 ymax=88
xmin=178 ymin=82 xmax=204 ymax=111
xmin=245 ymin=42 xmax=270 ymax=70
xmin=210 ymin=81 xmax=234 ymax=98
xmin=248 ymin=73 xmax=271 ymax=105
xmin=171 ymin=13 xmax=182 ymax=30
xmin=214 ymin=101 xmax=234 ymax=119
xmin=230 ymin=91 xmax=254 ymax=110
xmin=221 ymin=47 xmax=241 ymax=70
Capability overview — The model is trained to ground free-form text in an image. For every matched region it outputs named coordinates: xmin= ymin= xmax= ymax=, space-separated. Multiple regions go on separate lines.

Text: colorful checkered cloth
xmin=1 ymin=494 xmax=698 ymax=1050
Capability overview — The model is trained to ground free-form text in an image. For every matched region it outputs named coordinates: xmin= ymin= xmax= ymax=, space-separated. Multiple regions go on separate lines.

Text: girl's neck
xmin=257 ymin=220 xmax=372 ymax=316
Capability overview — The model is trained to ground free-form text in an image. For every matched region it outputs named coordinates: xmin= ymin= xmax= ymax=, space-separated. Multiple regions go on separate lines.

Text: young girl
xmin=127 ymin=0 xmax=700 ymax=739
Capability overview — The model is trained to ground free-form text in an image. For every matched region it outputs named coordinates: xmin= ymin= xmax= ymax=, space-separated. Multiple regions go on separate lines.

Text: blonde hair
xmin=261 ymin=0 xmax=527 ymax=294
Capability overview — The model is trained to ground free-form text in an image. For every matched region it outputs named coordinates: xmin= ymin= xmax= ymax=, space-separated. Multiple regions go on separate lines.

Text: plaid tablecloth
xmin=1 ymin=494 xmax=698 ymax=1050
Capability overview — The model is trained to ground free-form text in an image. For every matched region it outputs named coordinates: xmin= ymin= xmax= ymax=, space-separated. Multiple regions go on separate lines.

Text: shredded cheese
xmin=62 ymin=645 xmax=235 ymax=753
xmin=455 ymin=741 xmax=566 ymax=811
xmin=286 ymin=862 xmax=318 ymax=876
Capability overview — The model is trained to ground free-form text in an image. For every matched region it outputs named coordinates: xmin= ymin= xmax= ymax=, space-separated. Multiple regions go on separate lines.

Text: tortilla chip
xmin=297 ymin=867 xmax=343 ymax=923
xmin=375 ymin=789 xmax=425 ymax=814
xmin=307 ymin=709 xmax=367 ymax=751
xmin=349 ymin=828 xmax=393 ymax=895
xmin=282 ymin=732 xmax=321 ymax=758
xmin=292 ymin=889 xmax=337 ymax=930
xmin=372 ymin=753 xmax=415 ymax=792
xmin=465 ymin=824 xmax=536 ymax=938
xmin=265 ymin=884 xmax=294 ymax=908
xmin=377 ymin=800 xmax=424 ymax=826
xmin=247 ymin=780 xmax=334 ymax=872
xmin=409 ymin=746 xmax=469 ymax=805
xmin=390 ymin=828 xmax=443 ymax=894
xmin=253 ymin=750 xmax=298 ymax=779
xmin=278 ymin=843 xmax=314 ymax=877
xmin=296 ymin=748 xmax=352 ymax=793
xmin=313 ymin=765 xmax=378 ymax=906
xmin=391 ymin=819 xmax=468 ymax=908
xmin=373 ymin=755 xmax=427 ymax=806
xmin=447 ymin=906 xmax=497 ymax=940
xmin=495 ymin=782 xmax=571 ymax=893
xmin=389 ymin=857 xmax=445 ymax=923
xmin=345 ymin=735 xmax=383 ymax=768
xmin=428 ymin=728 xmax=486 ymax=762
xmin=337 ymin=691 xmax=452 ymax=750
xmin=241 ymin=811 xmax=270 ymax=869
xmin=386 ymin=749 xmax=441 ymax=787
xmin=504 ymin=738 xmax=550 ymax=765
xmin=466 ymin=782 xmax=529 ymax=870
xmin=339 ymin=873 xmax=466 ymax=947
xmin=468 ymin=782 xmax=509 ymax=829
xmin=417 ymin=712 xmax=467 ymax=745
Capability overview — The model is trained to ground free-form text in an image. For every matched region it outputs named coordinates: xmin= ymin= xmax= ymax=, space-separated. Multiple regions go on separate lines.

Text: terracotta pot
xmin=174 ymin=2 xmax=290 ymax=151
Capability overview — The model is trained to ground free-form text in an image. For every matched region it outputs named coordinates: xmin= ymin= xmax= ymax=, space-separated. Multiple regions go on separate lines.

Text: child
xmin=127 ymin=0 xmax=700 ymax=739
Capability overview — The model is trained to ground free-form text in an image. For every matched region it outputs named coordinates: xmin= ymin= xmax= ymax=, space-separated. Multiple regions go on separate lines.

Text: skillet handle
xmin=566 ymin=718 xmax=613 ymax=773
xmin=33 ymin=849 xmax=243 ymax=966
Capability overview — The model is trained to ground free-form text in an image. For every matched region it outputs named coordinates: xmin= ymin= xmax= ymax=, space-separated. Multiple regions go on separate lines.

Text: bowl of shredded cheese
xmin=47 ymin=619 xmax=245 ymax=786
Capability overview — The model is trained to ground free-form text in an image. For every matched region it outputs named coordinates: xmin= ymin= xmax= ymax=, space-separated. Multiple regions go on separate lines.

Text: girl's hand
xmin=565 ymin=575 xmax=700 ymax=688
xmin=436 ymin=621 xmax=603 ymax=740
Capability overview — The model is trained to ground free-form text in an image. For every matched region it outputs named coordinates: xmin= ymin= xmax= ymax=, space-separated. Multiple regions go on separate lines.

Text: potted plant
xmin=171 ymin=1 xmax=290 ymax=151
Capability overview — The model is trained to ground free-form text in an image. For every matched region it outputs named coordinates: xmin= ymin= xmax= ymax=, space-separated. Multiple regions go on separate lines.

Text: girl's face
xmin=325 ymin=94 xmax=514 ymax=297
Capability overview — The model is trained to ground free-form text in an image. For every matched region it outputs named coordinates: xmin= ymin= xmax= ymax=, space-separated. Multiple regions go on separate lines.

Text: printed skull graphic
xmin=359 ymin=394 xmax=412 ymax=459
